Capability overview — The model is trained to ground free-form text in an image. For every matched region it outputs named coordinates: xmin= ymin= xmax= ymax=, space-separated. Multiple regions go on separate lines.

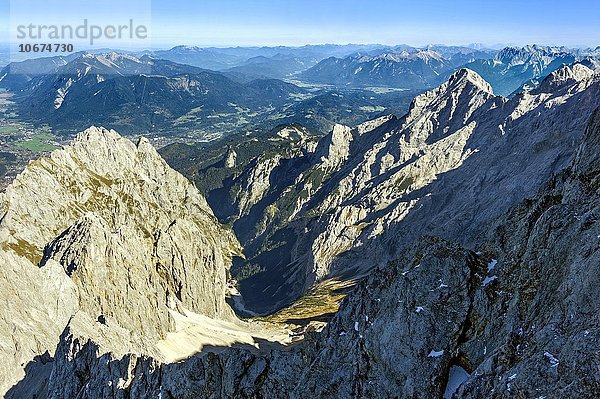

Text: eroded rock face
xmin=0 ymin=252 xmax=78 ymax=395
xmin=454 ymin=107 xmax=600 ymax=398
xmin=0 ymin=127 xmax=240 ymax=395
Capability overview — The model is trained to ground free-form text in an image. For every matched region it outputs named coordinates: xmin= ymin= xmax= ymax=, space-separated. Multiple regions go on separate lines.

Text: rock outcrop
xmin=0 ymin=127 xmax=241 ymax=395
xmin=535 ymin=63 xmax=595 ymax=93
xmin=36 ymin=237 xmax=477 ymax=399
xmin=454 ymin=106 xmax=600 ymax=398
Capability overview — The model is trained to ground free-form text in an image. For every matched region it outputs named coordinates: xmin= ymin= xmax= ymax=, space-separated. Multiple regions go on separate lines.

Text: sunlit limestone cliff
xmin=0 ymin=127 xmax=248 ymax=394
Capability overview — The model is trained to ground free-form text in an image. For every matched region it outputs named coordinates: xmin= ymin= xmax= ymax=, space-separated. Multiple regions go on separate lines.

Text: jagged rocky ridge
xmin=29 ymin=106 xmax=600 ymax=397
xmin=0 ymin=127 xmax=241 ymax=395
xmin=299 ymin=44 xmax=600 ymax=96
xmin=466 ymin=44 xmax=600 ymax=96
xmin=176 ymin=65 xmax=600 ymax=314
xmin=1 ymin=66 xmax=598 ymax=398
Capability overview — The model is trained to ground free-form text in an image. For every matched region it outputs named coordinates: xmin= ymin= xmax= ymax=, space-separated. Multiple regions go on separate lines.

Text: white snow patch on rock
xmin=482 ymin=275 xmax=497 ymax=286
xmin=443 ymin=365 xmax=470 ymax=399
xmin=428 ymin=349 xmax=444 ymax=357
xmin=544 ymin=351 xmax=559 ymax=367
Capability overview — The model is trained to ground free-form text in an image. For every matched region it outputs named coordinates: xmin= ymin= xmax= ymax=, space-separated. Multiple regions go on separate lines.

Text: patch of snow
xmin=443 ymin=365 xmax=470 ymax=399
xmin=508 ymin=373 xmax=517 ymax=381
xmin=428 ymin=349 xmax=444 ymax=357
xmin=482 ymin=275 xmax=497 ymax=286
xmin=487 ymin=259 xmax=497 ymax=271
xmin=544 ymin=351 xmax=559 ymax=367
xmin=498 ymin=124 xmax=506 ymax=136
xmin=415 ymin=306 xmax=424 ymax=313
xmin=354 ymin=321 xmax=359 ymax=331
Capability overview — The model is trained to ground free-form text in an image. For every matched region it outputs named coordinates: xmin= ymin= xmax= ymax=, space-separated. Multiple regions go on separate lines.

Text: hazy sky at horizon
xmin=1 ymin=0 xmax=598 ymax=49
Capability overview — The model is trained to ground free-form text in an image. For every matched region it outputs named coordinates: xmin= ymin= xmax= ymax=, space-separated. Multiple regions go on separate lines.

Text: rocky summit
xmin=0 ymin=66 xmax=599 ymax=399
xmin=0 ymin=126 xmax=247 ymax=395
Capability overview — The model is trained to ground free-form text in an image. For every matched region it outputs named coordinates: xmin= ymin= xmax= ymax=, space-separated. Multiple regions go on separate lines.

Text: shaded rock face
xmin=0 ymin=127 xmax=240 ymax=394
xmin=292 ymin=238 xmax=477 ymax=399
xmin=38 ymin=109 xmax=600 ymax=398
xmin=455 ymin=107 xmax=600 ymax=398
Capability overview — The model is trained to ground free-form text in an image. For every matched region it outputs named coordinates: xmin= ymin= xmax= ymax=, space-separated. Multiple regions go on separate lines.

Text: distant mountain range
xmin=0 ymin=53 xmax=309 ymax=135
xmin=465 ymin=44 xmax=600 ymax=95
xmin=2 ymin=44 xmax=599 ymax=138
xmin=0 ymin=51 xmax=418 ymax=137
xmin=300 ymin=44 xmax=600 ymax=95
xmin=300 ymin=49 xmax=454 ymax=89
xmin=148 ymin=44 xmax=390 ymax=71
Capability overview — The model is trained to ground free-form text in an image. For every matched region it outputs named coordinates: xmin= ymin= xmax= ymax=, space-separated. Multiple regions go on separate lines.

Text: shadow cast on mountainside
xmin=199 ymin=337 xmax=291 ymax=354
xmin=5 ymin=351 xmax=52 ymax=399
xmin=8 ymin=337 xmax=291 ymax=397
xmin=328 ymin=80 xmax=599 ymax=277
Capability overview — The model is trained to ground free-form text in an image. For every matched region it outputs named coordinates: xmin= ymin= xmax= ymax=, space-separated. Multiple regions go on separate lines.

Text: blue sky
xmin=1 ymin=0 xmax=599 ymax=48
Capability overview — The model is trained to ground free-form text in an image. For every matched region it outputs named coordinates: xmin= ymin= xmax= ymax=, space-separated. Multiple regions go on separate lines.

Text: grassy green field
xmin=14 ymin=133 xmax=60 ymax=152
xmin=0 ymin=125 xmax=19 ymax=134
